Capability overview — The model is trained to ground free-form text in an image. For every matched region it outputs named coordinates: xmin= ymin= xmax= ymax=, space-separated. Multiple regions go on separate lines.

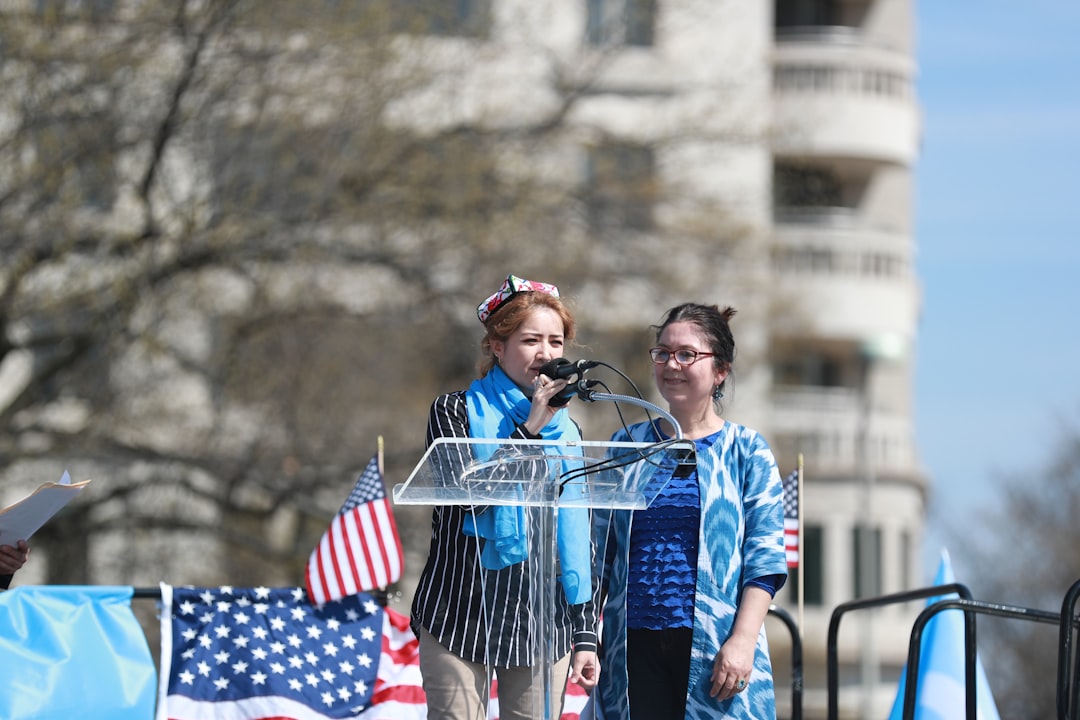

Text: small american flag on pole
xmin=782 ymin=467 xmax=800 ymax=569
xmin=306 ymin=454 xmax=404 ymax=607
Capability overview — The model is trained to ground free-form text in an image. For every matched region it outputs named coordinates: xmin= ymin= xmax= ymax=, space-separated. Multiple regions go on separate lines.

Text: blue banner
xmin=887 ymin=550 xmax=1000 ymax=720
xmin=0 ymin=585 xmax=157 ymax=719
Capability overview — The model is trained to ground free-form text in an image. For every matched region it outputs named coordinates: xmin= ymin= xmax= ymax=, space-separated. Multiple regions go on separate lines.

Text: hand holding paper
xmin=0 ymin=540 xmax=28 ymax=575
xmin=0 ymin=470 xmax=91 ymax=547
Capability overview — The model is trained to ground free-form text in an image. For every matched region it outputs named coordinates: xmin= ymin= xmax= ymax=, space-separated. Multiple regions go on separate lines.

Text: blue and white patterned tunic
xmin=590 ymin=420 xmax=787 ymax=720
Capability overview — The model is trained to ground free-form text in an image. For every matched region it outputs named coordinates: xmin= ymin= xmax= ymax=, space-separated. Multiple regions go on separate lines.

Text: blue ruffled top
xmin=624 ymin=442 xmax=702 ymax=630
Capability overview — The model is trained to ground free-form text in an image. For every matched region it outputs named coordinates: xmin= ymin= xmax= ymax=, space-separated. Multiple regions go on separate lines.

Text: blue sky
xmin=915 ymin=1 xmax=1080 ymax=574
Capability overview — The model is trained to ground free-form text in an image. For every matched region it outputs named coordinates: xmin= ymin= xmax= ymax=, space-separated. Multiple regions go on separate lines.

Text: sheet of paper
xmin=0 ymin=471 xmax=91 ymax=546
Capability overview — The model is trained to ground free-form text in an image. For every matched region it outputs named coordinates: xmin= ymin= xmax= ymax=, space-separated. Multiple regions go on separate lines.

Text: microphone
xmin=537 ymin=358 xmax=599 ymax=381
xmin=537 ymin=358 xmax=600 ymax=407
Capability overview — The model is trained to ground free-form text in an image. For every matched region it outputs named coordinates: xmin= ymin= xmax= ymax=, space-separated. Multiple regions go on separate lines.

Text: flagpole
xmin=797 ymin=452 xmax=804 ymax=639
xmin=377 ymin=435 xmax=385 ymax=476
xmin=377 ymin=435 xmax=388 ymax=596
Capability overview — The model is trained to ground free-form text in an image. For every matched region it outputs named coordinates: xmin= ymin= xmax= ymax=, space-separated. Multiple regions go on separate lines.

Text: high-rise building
xmin=1 ymin=1 xmax=924 ymax=716
xmin=450 ymin=1 xmax=924 ymax=717
xmin=768 ymin=2 xmax=923 ymax=717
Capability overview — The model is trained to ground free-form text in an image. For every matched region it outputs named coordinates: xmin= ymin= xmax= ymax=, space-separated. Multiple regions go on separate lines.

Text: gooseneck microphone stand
xmin=579 ymin=389 xmax=683 ymax=440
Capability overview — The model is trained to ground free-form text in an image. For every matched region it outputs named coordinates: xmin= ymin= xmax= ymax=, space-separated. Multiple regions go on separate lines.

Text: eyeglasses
xmin=649 ymin=347 xmax=715 ymax=366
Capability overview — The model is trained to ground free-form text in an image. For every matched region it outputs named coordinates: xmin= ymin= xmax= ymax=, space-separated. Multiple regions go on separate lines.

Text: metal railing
xmin=769 ymin=604 xmax=804 ymax=720
xmin=1059 ymin=579 xmax=1080 ymax=720
xmin=903 ymin=597 xmax=1059 ymax=720
xmin=826 ymin=580 xmax=1080 ymax=720
xmin=826 ymin=583 xmax=973 ymax=720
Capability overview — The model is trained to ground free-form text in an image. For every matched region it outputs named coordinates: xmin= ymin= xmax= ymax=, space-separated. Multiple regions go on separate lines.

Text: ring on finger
xmin=735 ymin=678 xmax=747 ymax=691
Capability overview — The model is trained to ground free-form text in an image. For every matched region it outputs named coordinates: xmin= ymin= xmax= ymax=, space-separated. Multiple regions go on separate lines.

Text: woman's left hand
xmin=709 ymin=633 xmax=756 ymax=701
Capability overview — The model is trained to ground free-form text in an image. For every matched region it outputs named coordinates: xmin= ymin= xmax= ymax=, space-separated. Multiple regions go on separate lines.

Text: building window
xmin=852 ymin=525 xmax=882 ymax=599
xmin=35 ymin=0 xmax=116 ymax=21
xmin=585 ymin=143 xmax=656 ymax=233
xmin=32 ymin=114 xmax=118 ymax=212
xmin=774 ymin=352 xmax=843 ymax=388
xmin=250 ymin=0 xmax=492 ymax=38
xmin=586 ymin=0 xmax=656 ymax=47
xmin=391 ymin=0 xmax=491 ymax=38
xmin=211 ymin=124 xmax=338 ymax=222
xmin=786 ymin=525 xmax=824 ymax=606
xmin=382 ymin=132 xmax=500 ymax=220
xmin=775 ymin=0 xmax=838 ymax=28
xmin=774 ymin=162 xmax=843 ymax=212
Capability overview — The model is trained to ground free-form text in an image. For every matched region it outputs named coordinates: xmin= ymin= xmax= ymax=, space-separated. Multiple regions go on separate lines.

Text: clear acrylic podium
xmin=393 ymin=435 xmax=696 ymax=720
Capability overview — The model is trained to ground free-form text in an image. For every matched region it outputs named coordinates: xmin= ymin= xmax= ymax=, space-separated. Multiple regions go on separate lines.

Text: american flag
xmin=306 ymin=456 xmax=404 ymax=607
xmin=487 ymin=682 xmax=589 ymax=720
xmin=158 ymin=585 xmax=425 ymax=720
xmin=782 ymin=468 xmax=800 ymax=569
xmin=157 ymin=585 xmax=588 ymax=720
xmin=365 ymin=606 xmax=425 ymax=720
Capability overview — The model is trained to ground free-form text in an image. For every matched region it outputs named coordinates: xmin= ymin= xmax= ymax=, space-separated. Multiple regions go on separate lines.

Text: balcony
xmin=773 ymin=211 xmax=911 ymax=279
xmin=772 ymin=36 xmax=919 ymax=164
xmin=770 ymin=216 xmax=918 ymax=340
xmin=774 ymin=25 xmax=902 ymax=52
xmin=769 ymin=385 xmax=920 ymax=479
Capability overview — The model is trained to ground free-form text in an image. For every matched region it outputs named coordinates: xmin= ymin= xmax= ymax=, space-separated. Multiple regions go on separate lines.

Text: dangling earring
xmin=712 ymin=385 xmax=724 ymax=400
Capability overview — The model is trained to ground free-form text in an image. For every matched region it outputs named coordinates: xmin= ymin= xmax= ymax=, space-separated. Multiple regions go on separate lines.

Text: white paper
xmin=0 ymin=471 xmax=91 ymax=546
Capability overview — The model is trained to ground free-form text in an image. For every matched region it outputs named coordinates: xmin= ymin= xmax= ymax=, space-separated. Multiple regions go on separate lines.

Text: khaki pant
xmin=418 ymin=626 xmax=571 ymax=720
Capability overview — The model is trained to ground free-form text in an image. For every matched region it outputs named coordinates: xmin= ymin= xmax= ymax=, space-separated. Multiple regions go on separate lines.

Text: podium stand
xmin=394 ymin=436 xmax=696 ymax=720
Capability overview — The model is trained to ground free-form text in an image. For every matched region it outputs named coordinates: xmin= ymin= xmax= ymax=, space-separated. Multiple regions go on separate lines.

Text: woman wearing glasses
xmin=410 ymin=274 xmax=598 ymax=720
xmin=590 ymin=303 xmax=787 ymax=720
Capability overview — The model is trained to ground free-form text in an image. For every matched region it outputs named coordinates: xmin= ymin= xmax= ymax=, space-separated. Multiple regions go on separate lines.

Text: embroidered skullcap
xmin=476 ymin=274 xmax=560 ymax=323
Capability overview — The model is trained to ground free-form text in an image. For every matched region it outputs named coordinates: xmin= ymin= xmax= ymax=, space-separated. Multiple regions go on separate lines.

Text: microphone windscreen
xmin=538 ymin=358 xmax=575 ymax=380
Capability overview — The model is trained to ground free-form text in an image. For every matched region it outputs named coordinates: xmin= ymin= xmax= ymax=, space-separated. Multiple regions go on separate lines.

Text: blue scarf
xmin=464 ymin=365 xmax=591 ymax=604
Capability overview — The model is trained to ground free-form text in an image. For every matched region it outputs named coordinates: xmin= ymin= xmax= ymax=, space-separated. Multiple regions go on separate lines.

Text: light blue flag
xmin=887 ymin=549 xmax=1001 ymax=720
xmin=0 ymin=585 xmax=157 ymax=719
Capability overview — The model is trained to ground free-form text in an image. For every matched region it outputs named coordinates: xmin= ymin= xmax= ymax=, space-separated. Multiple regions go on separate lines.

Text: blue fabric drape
xmin=464 ymin=364 xmax=591 ymax=604
xmin=0 ymin=585 xmax=156 ymax=720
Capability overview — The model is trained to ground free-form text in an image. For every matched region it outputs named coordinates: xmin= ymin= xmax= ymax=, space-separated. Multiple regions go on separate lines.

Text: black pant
xmin=626 ymin=627 xmax=693 ymax=720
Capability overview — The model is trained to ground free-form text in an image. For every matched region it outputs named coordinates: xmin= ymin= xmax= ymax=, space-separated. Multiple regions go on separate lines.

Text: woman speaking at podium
xmin=409 ymin=274 xmax=598 ymax=720
xmin=591 ymin=302 xmax=788 ymax=720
